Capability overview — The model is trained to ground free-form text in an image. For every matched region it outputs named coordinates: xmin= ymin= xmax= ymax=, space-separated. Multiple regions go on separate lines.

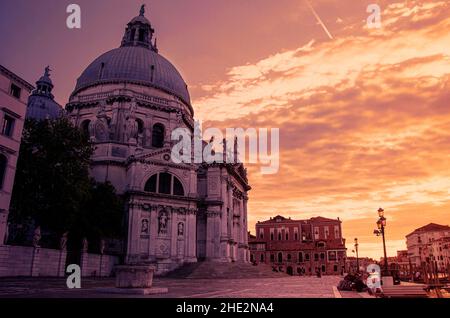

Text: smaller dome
xmin=27 ymin=66 xmax=63 ymax=121
xmin=37 ymin=75 xmax=52 ymax=86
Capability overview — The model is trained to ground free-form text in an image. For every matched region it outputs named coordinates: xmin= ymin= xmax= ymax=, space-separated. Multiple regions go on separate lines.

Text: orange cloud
xmin=194 ymin=1 xmax=450 ymax=259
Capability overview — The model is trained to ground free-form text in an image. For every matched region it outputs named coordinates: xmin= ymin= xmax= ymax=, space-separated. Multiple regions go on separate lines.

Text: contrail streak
xmin=304 ymin=0 xmax=333 ymax=40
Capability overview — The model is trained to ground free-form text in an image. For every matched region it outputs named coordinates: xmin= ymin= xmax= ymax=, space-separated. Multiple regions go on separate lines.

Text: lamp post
xmin=354 ymin=238 xmax=360 ymax=274
xmin=373 ymin=208 xmax=388 ymax=276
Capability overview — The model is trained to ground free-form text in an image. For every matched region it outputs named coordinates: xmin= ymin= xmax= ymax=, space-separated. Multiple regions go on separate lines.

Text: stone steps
xmin=165 ymin=261 xmax=289 ymax=279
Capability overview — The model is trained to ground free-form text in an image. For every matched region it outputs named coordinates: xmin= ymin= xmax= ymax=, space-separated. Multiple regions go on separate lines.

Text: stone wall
xmin=81 ymin=252 xmax=119 ymax=277
xmin=0 ymin=245 xmax=119 ymax=277
xmin=0 ymin=245 xmax=64 ymax=277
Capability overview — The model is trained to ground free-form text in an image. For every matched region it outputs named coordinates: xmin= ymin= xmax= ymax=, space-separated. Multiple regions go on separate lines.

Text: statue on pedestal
xmin=82 ymin=237 xmax=88 ymax=253
xmin=177 ymin=222 xmax=184 ymax=236
xmin=32 ymin=226 xmax=41 ymax=247
xmin=100 ymin=239 xmax=106 ymax=255
xmin=158 ymin=210 xmax=168 ymax=235
xmin=60 ymin=231 xmax=69 ymax=250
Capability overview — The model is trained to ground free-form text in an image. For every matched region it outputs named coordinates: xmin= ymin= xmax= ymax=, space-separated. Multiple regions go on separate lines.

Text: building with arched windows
xmin=249 ymin=215 xmax=347 ymax=276
xmin=65 ymin=7 xmax=251 ymax=274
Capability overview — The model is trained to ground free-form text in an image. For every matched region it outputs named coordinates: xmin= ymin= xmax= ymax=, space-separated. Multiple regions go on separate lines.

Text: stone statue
xmin=32 ymin=226 xmax=41 ymax=247
xmin=100 ymin=239 xmax=106 ymax=255
xmin=158 ymin=211 xmax=168 ymax=234
xmin=176 ymin=111 xmax=183 ymax=124
xmin=4 ymin=222 xmax=9 ymax=245
xmin=141 ymin=219 xmax=149 ymax=234
xmin=124 ymin=116 xmax=138 ymax=142
xmin=82 ymin=237 xmax=88 ymax=252
xmin=60 ymin=231 xmax=69 ymax=250
xmin=124 ymin=102 xmax=138 ymax=143
xmin=44 ymin=65 xmax=51 ymax=77
xmin=177 ymin=222 xmax=184 ymax=236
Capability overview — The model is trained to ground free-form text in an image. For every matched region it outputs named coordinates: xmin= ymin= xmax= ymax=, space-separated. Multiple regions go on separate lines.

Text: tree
xmin=71 ymin=179 xmax=125 ymax=250
xmin=9 ymin=118 xmax=124 ymax=249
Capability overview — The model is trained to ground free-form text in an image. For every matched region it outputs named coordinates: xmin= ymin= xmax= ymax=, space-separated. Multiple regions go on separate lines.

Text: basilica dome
xmin=71 ymin=6 xmax=190 ymax=106
xmin=72 ymin=46 xmax=191 ymax=105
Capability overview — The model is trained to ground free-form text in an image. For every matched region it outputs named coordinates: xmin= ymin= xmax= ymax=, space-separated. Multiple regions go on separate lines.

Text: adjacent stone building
xmin=406 ymin=223 xmax=450 ymax=268
xmin=0 ymin=65 xmax=34 ymax=245
xmin=249 ymin=215 xmax=346 ymax=275
xmin=65 ymin=7 xmax=251 ymax=274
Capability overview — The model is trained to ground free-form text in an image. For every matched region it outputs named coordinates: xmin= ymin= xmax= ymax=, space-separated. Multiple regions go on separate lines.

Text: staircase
xmin=165 ymin=261 xmax=289 ymax=279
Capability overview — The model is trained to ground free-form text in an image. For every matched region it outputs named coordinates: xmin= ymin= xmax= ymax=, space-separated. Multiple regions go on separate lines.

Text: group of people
xmin=337 ymin=272 xmax=369 ymax=292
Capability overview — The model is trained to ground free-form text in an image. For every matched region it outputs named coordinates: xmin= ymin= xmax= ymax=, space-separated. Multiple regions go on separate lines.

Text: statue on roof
xmin=140 ymin=4 xmax=145 ymax=16
xmin=44 ymin=65 xmax=51 ymax=77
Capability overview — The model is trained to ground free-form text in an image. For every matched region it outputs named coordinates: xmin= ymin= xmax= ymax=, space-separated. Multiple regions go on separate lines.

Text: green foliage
xmin=10 ymin=117 xmax=124 ymax=246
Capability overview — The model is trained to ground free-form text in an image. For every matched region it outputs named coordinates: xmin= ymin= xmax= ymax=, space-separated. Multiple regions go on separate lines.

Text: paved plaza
xmin=0 ymin=276 xmax=368 ymax=298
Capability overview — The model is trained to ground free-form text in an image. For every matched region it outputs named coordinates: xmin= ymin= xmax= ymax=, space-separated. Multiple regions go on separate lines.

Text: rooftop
xmin=406 ymin=223 xmax=450 ymax=237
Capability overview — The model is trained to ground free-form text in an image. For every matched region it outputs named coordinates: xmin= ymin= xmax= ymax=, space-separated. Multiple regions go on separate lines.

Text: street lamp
xmin=354 ymin=238 xmax=360 ymax=274
xmin=374 ymin=208 xmax=388 ymax=275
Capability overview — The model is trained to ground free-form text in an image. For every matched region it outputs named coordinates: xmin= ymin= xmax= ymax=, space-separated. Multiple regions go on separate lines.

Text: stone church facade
xmin=65 ymin=7 xmax=250 ymax=274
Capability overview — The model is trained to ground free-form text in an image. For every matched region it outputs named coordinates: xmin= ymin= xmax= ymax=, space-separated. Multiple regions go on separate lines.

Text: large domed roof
xmin=72 ymin=46 xmax=191 ymax=105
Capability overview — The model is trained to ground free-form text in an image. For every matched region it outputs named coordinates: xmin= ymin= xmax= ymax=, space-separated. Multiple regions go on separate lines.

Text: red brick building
xmin=249 ymin=215 xmax=347 ymax=275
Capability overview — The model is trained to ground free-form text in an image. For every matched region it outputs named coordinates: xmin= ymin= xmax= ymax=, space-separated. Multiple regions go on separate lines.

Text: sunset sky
xmin=1 ymin=0 xmax=449 ymax=259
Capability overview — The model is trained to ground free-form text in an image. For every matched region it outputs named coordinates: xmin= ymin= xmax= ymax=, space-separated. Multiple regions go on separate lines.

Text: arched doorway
xmin=287 ymin=266 xmax=293 ymax=276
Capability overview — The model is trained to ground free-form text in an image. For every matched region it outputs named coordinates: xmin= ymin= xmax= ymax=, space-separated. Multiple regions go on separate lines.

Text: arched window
xmin=277 ymin=252 xmax=283 ymax=263
xmin=144 ymin=172 xmax=185 ymax=196
xmin=0 ymin=154 xmax=7 ymax=189
xmin=144 ymin=174 xmax=157 ymax=193
xmin=278 ymin=232 xmax=282 ymax=241
xmin=260 ymin=254 xmax=264 ymax=262
xmin=81 ymin=120 xmax=90 ymax=137
xmin=152 ymin=123 xmax=165 ymax=148
xmin=287 ymin=254 xmax=292 ymax=261
xmin=298 ymin=252 xmax=303 ymax=263
xmin=173 ymin=177 xmax=185 ymax=196
xmin=158 ymin=172 xmax=171 ymax=194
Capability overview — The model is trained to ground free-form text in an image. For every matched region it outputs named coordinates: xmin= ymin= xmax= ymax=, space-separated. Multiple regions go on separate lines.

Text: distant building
xmin=0 ymin=65 xmax=34 ymax=244
xmin=248 ymin=215 xmax=346 ymax=275
xmin=406 ymin=223 xmax=450 ymax=268
xmin=26 ymin=66 xmax=63 ymax=120
xmin=426 ymin=237 xmax=450 ymax=272
xmin=393 ymin=250 xmax=411 ymax=274
xmin=345 ymin=256 xmax=375 ymax=273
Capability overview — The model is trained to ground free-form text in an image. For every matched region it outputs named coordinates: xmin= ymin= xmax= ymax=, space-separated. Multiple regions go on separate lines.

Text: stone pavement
xmin=0 ymin=275 xmax=366 ymax=298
